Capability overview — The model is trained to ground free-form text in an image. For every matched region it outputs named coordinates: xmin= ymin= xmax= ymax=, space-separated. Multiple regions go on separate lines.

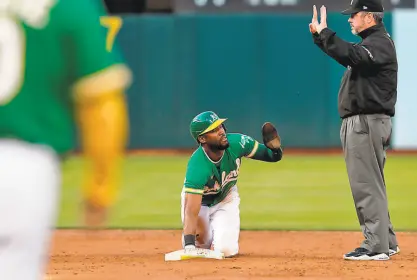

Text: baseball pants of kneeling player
xmin=181 ymin=186 xmax=241 ymax=257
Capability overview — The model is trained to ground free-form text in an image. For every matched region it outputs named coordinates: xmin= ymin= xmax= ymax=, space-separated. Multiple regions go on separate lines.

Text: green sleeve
xmin=227 ymin=133 xmax=260 ymax=158
xmin=66 ymin=0 xmax=123 ymax=77
xmin=183 ymin=157 xmax=211 ymax=195
xmin=58 ymin=0 xmax=131 ymax=97
xmin=251 ymin=144 xmax=283 ymax=162
xmin=228 ymin=133 xmax=282 ymax=162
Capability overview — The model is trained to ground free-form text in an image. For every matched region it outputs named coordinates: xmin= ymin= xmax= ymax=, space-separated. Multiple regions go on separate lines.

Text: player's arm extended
xmin=249 ymin=143 xmax=283 ymax=162
xmin=74 ymin=85 xmax=128 ymax=211
xmin=183 ymin=193 xmax=202 ymax=248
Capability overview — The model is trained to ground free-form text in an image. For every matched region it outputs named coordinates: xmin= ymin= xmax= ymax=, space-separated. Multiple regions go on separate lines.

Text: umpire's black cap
xmin=341 ymin=0 xmax=384 ymax=15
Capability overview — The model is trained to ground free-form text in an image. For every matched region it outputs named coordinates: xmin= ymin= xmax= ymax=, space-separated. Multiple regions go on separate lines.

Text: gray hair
xmin=370 ymin=12 xmax=384 ymax=23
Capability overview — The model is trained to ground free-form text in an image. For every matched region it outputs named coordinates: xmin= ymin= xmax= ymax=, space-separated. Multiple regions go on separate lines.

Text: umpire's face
xmin=199 ymin=125 xmax=229 ymax=150
xmin=348 ymin=12 xmax=374 ymax=35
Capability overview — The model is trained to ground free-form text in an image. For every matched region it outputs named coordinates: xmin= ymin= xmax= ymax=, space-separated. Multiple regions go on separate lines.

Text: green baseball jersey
xmin=183 ymin=133 xmax=260 ymax=207
xmin=0 ymin=0 xmax=130 ymax=154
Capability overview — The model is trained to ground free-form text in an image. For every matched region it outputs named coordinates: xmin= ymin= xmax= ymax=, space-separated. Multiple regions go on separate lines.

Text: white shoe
xmin=343 ymin=247 xmax=390 ymax=261
xmin=389 ymin=246 xmax=400 ymax=257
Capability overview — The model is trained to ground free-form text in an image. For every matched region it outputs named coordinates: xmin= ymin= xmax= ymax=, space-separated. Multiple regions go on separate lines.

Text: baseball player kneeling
xmin=181 ymin=111 xmax=283 ymax=257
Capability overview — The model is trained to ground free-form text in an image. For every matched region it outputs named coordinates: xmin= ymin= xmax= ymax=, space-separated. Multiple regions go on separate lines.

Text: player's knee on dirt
xmin=212 ymin=233 xmax=239 ymax=257
xmin=214 ymin=242 xmax=239 ymax=257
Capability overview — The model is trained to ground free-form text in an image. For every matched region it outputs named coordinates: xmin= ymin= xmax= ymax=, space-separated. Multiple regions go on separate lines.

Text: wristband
xmin=183 ymin=234 xmax=195 ymax=247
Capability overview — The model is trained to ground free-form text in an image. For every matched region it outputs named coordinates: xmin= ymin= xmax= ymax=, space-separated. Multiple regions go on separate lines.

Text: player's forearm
xmin=183 ymin=210 xmax=199 ymax=248
xmin=75 ymin=90 xmax=128 ymax=208
xmin=252 ymin=144 xmax=283 ymax=162
xmin=183 ymin=211 xmax=198 ymax=236
xmin=183 ymin=193 xmax=202 ymax=246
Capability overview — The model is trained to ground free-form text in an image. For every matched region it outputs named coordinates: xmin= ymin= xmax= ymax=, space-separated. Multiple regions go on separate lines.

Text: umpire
xmin=309 ymin=0 xmax=399 ymax=261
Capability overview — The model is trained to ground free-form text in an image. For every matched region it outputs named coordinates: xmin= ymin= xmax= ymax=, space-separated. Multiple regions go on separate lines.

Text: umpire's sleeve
xmin=312 ymin=30 xmax=349 ymax=68
xmin=312 ymin=32 xmax=326 ymax=51
xmin=318 ymin=28 xmax=388 ymax=68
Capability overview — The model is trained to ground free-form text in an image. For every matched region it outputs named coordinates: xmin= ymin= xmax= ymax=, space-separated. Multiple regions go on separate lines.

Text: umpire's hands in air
xmin=309 ymin=5 xmax=327 ymax=34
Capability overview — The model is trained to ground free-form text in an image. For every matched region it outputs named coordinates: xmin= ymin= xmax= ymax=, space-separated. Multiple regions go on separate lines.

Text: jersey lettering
xmin=239 ymin=135 xmax=251 ymax=149
xmin=221 ymin=158 xmax=241 ymax=188
xmin=184 ymin=133 xmax=255 ymax=205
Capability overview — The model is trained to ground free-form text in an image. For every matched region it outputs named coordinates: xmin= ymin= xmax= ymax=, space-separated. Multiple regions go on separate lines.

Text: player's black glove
xmin=262 ymin=122 xmax=282 ymax=152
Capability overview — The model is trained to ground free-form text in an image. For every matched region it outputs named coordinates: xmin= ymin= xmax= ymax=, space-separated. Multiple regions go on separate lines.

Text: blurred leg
xmin=0 ymin=140 xmax=60 ymax=280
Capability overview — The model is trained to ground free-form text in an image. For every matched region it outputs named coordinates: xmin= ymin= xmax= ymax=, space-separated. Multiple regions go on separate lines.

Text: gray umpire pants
xmin=340 ymin=114 xmax=398 ymax=254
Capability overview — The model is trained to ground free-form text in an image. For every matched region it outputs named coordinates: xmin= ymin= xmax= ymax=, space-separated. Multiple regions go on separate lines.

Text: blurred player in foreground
xmin=0 ymin=0 xmax=131 ymax=279
xmin=180 ymin=111 xmax=283 ymax=258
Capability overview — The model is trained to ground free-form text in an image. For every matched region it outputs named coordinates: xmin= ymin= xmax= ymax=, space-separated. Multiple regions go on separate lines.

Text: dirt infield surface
xmin=46 ymin=230 xmax=417 ymax=280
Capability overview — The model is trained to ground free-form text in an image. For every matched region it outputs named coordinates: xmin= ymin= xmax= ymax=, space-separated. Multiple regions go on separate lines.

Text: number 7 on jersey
xmin=100 ymin=16 xmax=122 ymax=52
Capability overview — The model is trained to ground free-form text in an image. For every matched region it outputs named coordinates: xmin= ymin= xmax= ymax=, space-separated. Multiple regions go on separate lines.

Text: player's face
xmin=200 ymin=125 xmax=229 ymax=150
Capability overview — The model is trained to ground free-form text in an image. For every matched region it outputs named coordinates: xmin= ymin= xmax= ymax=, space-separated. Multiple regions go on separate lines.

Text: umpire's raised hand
xmin=309 ymin=5 xmax=328 ymax=34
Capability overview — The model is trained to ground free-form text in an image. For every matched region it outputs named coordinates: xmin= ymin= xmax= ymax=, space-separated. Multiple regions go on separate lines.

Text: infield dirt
xmin=46 ymin=230 xmax=417 ymax=280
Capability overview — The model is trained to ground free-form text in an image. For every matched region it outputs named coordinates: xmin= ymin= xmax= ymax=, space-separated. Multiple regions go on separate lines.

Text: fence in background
xmin=110 ymin=12 xmax=417 ymax=150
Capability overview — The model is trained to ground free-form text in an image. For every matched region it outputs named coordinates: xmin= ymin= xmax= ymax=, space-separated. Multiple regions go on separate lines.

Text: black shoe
xmin=343 ymin=247 xmax=390 ymax=261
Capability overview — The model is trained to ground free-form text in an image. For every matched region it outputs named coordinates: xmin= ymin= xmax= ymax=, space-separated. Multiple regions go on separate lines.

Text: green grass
xmin=58 ymin=153 xmax=417 ymax=231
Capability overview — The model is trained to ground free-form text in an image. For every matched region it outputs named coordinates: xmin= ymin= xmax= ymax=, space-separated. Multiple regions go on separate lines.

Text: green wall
xmin=117 ymin=13 xmax=392 ymax=149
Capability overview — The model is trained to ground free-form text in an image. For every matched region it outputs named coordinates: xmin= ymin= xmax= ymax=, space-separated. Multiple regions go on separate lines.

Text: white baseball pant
xmin=181 ymin=186 xmax=241 ymax=257
xmin=0 ymin=139 xmax=61 ymax=280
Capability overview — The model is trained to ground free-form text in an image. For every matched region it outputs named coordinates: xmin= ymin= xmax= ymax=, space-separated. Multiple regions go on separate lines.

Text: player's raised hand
xmin=309 ymin=5 xmax=328 ymax=34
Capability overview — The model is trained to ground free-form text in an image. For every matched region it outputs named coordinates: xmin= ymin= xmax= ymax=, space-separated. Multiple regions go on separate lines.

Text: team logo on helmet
xmin=189 ymin=111 xmax=227 ymax=142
